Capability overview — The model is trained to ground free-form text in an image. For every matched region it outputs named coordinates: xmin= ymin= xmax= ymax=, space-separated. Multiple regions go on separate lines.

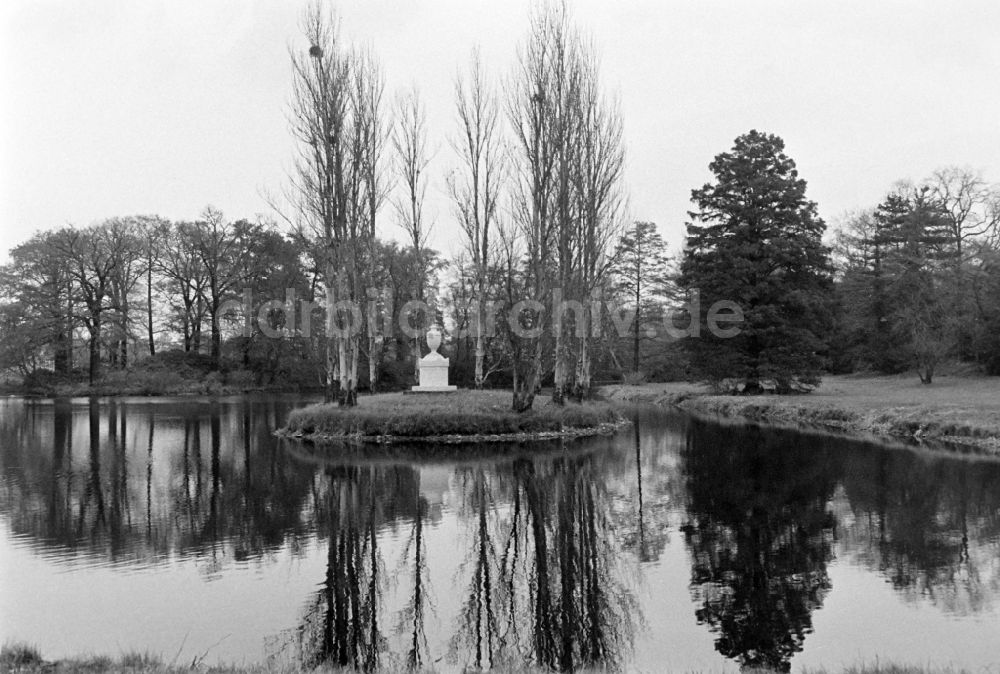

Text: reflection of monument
xmin=410 ymin=326 xmax=457 ymax=392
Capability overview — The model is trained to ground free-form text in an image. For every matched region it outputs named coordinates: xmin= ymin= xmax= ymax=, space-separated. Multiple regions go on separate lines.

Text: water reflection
xmin=839 ymin=449 xmax=1000 ymax=615
xmin=0 ymin=397 xmax=315 ymax=569
xmin=681 ymin=420 xmax=839 ymax=671
xmin=487 ymin=455 xmax=637 ymax=671
xmin=2 ymin=398 xmax=1000 ymax=671
xmin=300 ymin=465 xmax=394 ymax=670
xmin=292 ymin=446 xmax=637 ymax=672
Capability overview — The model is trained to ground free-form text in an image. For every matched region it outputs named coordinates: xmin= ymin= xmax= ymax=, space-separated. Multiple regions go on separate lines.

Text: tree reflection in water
xmin=681 ymin=420 xmax=839 ymax=672
xmin=299 ymin=466 xmax=380 ymax=670
xmin=297 ymin=446 xmax=639 ymax=673
xmin=298 ymin=464 xmax=424 ymax=671
xmin=482 ymin=451 xmax=638 ymax=672
xmin=839 ymin=447 xmax=1000 ymax=615
xmin=6 ymin=397 xmax=1000 ymax=670
xmin=0 ymin=398 xmax=317 ymax=567
xmin=397 ymin=469 xmax=430 ymax=670
xmin=450 ymin=468 xmax=500 ymax=669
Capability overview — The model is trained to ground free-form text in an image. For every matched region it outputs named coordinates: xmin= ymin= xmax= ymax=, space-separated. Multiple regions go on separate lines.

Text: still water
xmin=2 ymin=395 xmax=999 ymax=672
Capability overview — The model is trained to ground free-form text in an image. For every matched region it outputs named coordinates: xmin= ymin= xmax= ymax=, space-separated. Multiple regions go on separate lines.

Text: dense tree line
xmin=3 ymin=2 xmax=999 ymax=404
xmin=0 ymin=212 xmax=445 ymax=391
xmin=830 ymin=168 xmax=1000 ymax=381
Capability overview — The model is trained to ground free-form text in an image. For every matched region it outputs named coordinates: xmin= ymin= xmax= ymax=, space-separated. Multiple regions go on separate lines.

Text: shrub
xmin=22 ymin=368 xmax=75 ymax=395
xmin=377 ymin=359 xmax=415 ymax=391
xmin=622 ymin=371 xmax=646 ymax=386
xmin=0 ymin=642 xmax=43 ymax=667
xmin=120 ymin=650 xmax=162 ymax=669
xmin=120 ymin=369 xmax=187 ymax=395
xmin=200 ymin=371 xmax=225 ymax=395
xmin=225 ymin=369 xmax=256 ymax=390
xmin=143 ymin=349 xmax=216 ymax=375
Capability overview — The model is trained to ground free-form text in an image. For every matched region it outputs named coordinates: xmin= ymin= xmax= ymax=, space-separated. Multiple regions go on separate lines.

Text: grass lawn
xmin=281 ymin=389 xmax=622 ymax=441
xmin=603 ymin=374 xmax=1000 ymax=451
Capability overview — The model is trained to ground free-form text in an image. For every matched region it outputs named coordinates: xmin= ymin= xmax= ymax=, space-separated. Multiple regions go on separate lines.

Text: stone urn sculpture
xmin=410 ymin=325 xmax=456 ymax=392
xmin=426 ymin=326 xmax=442 ymax=354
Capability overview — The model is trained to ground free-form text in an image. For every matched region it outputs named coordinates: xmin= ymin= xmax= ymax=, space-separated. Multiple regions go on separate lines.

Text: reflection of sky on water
xmin=1 ymin=397 xmax=999 ymax=671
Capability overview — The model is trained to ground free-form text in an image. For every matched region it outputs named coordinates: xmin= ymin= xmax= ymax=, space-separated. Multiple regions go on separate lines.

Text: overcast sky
xmin=3 ymin=0 xmax=999 ymax=258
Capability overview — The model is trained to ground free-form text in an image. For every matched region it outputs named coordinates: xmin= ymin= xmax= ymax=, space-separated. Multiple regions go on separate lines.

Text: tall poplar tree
xmin=288 ymin=4 xmax=385 ymax=405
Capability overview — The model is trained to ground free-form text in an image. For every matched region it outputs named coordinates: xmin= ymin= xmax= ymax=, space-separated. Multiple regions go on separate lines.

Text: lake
xmin=2 ymin=395 xmax=999 ymax=672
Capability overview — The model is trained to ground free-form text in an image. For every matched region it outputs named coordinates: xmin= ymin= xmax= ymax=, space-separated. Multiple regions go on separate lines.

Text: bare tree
xmin=505 ymin=3 xmax=568 ymax=411
xmin=547 ymin=10 xmax=584 ymax=405
xmin=926 ymin=167 xmax=1000 ymax=360
xmin=392 ymin=86 xmax=434 ymax=383
xmin=393 ymin=87 xmax=433 ymax=252
xmin=290 ymin=5 xmax=350 ymax=402
xmin=105 ymin=217 xmax=147 ymax=369
xmin=449 ymin=49 xmax=506 ymax=389
xmin=506 ymin=2 xmax=623 ymax=409
xmin=927 ymin=167 xmax=1000 ymax=264
xmin=137 ymin=216 xmax=170 ymax=357
xmin=568 ymin=39 xmax=626 ymax=399
xmin=1 ymin=230 xmax=77 ymax=374
xmin=289 ymin=4 xmax=381 ymax=405
xmin=189 ymin=207 xmax=254 ymax=370
xmin=352 ymin=47 xmax=391 ymax=393
xmin=159 ymin=222 xmax=208 ymax=353
xmin=52 ymin=224 xmax=120 ymax=383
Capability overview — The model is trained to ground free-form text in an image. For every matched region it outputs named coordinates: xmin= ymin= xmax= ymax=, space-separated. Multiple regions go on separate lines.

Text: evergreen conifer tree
xmin=610 ymin=221 xmax=673 ymax=373
xmin=679 ymin=130 xmax=832 ymax=392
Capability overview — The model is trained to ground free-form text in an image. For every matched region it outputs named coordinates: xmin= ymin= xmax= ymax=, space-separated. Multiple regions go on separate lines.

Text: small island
xmin=279 ymin=326 xmax=628 ymax=445
xmin=278 ymin=389 xmax=626 ymax=444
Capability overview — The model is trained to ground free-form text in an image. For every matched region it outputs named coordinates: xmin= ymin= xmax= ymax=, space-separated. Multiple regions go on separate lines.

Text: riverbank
xmin=603 ymin=374 xmax=1000 ymax=453
xmin=279 ymin=390 xmax=625 ymax=444
xmin=0 ymin=644 xmax=978 ymax=674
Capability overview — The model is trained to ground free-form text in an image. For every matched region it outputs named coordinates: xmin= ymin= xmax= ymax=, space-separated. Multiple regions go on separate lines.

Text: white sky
xmin=3 ymin=0 xmax=1000 ymax=259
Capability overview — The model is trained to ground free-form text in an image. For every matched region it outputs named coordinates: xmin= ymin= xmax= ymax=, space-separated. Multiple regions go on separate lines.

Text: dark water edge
xmin=2 ymin=395 xmax=999 ymax=672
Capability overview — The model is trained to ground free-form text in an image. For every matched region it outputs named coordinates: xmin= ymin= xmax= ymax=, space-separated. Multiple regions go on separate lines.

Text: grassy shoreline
xmin=279 ymin=390 xmax=624 ymax=444
xmin=603 ymin=374 xmax=1000 ymax=453
xmin=0 ymin=644 xmax=979 ymax=674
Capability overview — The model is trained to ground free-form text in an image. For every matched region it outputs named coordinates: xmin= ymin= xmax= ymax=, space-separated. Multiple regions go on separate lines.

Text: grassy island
xmin=279 ymin=390 xmax=625 ymax=443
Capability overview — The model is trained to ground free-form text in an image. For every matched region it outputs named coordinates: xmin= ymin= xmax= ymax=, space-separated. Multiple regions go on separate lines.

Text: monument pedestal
xmin=410 ymin=327 xmax=457 ymax=393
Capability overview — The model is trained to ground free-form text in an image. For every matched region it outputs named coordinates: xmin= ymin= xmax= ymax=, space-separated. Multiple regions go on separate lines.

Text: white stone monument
xmin=410 ymin=326 xmax=457 ymax=393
